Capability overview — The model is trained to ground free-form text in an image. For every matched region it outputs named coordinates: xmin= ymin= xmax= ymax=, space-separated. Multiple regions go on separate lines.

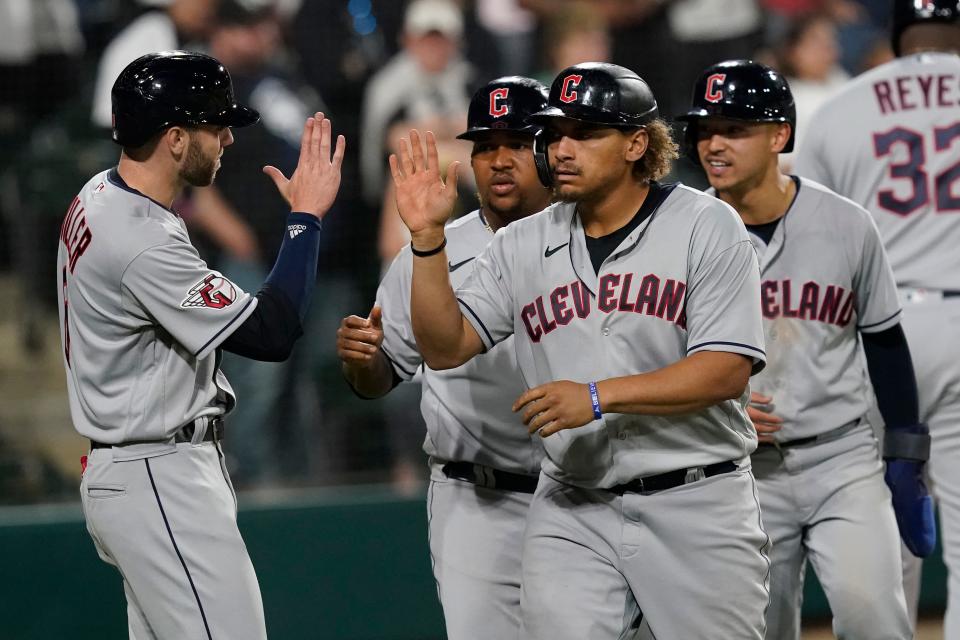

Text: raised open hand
xmin=263 ymin=112 xmax=345 ymax=219
xmin=388 ymin=130 xmax=459 ymax=242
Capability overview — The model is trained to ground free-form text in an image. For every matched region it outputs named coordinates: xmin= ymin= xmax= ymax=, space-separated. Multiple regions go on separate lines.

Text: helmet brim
xmin=209 ymin=103 xmax=260 ymax=128
xmin=526 ymin=107 xmax=652 ymax=129
xmin=456 ymin=124 xmax=538 ymax=141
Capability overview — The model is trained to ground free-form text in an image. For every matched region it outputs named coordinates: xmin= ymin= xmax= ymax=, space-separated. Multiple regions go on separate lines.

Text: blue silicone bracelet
xmin=588 ymin=381 xmax=602 ymax=420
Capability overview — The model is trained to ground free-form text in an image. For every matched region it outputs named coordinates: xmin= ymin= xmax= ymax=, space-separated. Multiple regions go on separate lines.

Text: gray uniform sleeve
xmin=854 ymin=210 xmax=902 ymax=333
xmin=375 ymin=248 xmax=422 ymax=380
xmin=455 ymin=228 xmax=516 ymax=351
xmin=121 ymin=243 xmax=257 ymax=360
xmin=685 ymin=203 xmax=766 ymax=370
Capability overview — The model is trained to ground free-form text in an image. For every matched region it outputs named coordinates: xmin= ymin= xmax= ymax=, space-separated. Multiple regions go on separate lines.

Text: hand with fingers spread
xmin=263 ymin=112 xmax=346 ymax=219
xmin=513 ymin=381 xmax=597 ymax=437
xmin=388 ymin=129 xmax=460 ymax=246
xmin=747 ymin=392 xmax=783 ymax=443
xmin=337 ymin=305 xmax=384 ymax=369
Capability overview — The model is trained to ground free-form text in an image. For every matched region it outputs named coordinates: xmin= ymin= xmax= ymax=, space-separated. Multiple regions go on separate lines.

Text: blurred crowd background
xmin=0 ymin=0 xmax=899 ymax=503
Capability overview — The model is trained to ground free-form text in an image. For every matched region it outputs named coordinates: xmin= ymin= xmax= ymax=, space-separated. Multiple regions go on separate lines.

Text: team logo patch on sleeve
xmin=181 ymin=273 xmax=237 ymax=309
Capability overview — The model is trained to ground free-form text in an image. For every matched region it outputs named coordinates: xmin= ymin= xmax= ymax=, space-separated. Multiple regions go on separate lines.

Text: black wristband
xmin=411 ymin=238 xmax=447 ymax=257
xmin=883 ymin=424 xmax=931 ymax=461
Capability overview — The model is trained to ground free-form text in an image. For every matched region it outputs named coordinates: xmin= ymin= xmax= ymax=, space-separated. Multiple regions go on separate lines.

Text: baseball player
xmin=389 ymin=62 xmax=771 ymax=639
xmin=679 ymin=59 xmax=931 ymax=640
xmin=336 ymin=76 xmax=552 ymax=640
xmin=57 ymin=51 xmax=344 ymax=639
xmin=794 ymin=0 xmax=959 ymax=630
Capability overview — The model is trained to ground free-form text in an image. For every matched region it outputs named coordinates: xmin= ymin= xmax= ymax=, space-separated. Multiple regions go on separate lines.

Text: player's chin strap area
xmin=533 ymin=129 xmax=553 ymax=188
xmin=883 ymin=423 xmax=931 ymax=461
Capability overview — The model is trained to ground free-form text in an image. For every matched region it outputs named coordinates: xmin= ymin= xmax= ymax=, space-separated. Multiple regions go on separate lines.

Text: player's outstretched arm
xmin=514 ymin=351 xmax=752 ymax=437
xmin=337 ymin=306 xmax=396 ymax=398
xmin=221 ymin=113 xmax=346 ymax=362
xmin=389 ymin=129 xmax=483 ymax=369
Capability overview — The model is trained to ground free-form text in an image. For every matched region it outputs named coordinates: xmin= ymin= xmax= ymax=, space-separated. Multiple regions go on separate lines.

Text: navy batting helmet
xmin=528 ymin=62 xmax=658 ymax=185
xmin=457 ymin=76 xmax=548 ymax=141
xmin=528 ymin=62 xmax=658 ymax=129
xmin=676 ymin=59 xmax=796 ymax=160
xmin=111 ymin=51 xmax=260 ymax=148
xmin=891 ymin=0 xmax=960 ymax=55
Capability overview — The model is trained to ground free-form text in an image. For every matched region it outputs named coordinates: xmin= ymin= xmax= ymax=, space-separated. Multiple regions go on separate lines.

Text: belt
xmin=442 ymin=461 xmax=539 ymax=494
xmin=757 ymin=434 xmax=817 ymax=449
xmin=609 ymin=460 xmax=738 ymax=495
xmin=90 ymin=416 xmax=225 ymax=450
xmin=756 ymin=418 xmax=860 ymax=451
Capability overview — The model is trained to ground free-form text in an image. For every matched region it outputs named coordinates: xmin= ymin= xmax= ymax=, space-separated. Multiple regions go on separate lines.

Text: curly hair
xmin=632 ymin=119 xmax=679 ymax=183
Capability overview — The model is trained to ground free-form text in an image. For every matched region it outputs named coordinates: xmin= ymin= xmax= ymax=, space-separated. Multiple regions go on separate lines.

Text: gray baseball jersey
xmin=795 ymin=52 xmax=960 ymax=290
xmin=377 ymin=209 xmax=543 ymax=639
xmin=60 ymin=167 xmax=269 ymax=640
xmin=376 ymin=210 xmax=544 ymax=475
xmin=794 ymin=51 xmax=960 ymax=633
xmin=709 ymin=178 xmax=910 ymax=639
xmin=456 ymin=184 xmax=766 ymax=488
xmin=715 ymin=177 xmax=901 ymax=440
xmin=58 ymin=168 xmax=256 ymax=444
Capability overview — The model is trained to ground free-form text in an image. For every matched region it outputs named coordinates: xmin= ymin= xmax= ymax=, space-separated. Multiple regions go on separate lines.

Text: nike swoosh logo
xmin=544 ymin=242 xmax=569 ymax=258
xmin=448 ymin=257 xmax=476 ymax=273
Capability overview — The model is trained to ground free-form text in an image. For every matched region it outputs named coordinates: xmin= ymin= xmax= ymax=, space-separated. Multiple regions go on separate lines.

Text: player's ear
xmin=624 ymin=127 xmax=649 ymax=163
xmin=770 ymin=123 xmax=792 ymax=154
xmin=164 ymin=126 xmax=190 ymax=157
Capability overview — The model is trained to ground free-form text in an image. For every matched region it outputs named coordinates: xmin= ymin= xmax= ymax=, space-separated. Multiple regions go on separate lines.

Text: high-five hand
xmin=263 ymin=112 xmax=345 ymax=219
xmin=388 ymin=130 xmax=459 ymax=244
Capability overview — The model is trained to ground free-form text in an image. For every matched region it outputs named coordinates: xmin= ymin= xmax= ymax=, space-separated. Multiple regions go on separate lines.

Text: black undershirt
xmin=742 ymin=176 xmax=800 ymax=245
xmin=744 ymin=217 xmax=782 ymax=245
xmin=585 ymin=182 xmax=675 ymax=274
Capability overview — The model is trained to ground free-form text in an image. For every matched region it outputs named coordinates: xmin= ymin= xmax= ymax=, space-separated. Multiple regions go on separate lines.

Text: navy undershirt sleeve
xmin=222 ymin=284 xmax=303 ymax=361
xmin=264 ymin=211 xmax=322 ymax=320
xmin=862 ymin=323 xmax=920 ymax=429
xmin=221 ymin=211 xmax=321 ymax=361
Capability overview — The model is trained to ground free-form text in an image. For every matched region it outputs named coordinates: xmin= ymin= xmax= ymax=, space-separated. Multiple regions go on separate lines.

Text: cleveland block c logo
xmin=489 ymin=88 xmax=509 ymax=117
xmin=559 ymin=75 xmax=582 ymax=104
xmin=705 ymin=73 xmax=726 ymax=103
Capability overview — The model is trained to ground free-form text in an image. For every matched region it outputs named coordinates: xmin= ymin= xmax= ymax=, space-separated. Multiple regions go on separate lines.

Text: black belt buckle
xmin=442 ymin=461 xmax=538 ymax=494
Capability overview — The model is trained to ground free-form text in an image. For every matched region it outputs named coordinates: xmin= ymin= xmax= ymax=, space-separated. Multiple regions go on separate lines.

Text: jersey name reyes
xmin=522 ymin=271 xmax=687 ymax=342
xmin=761 ymin=278 xmax=856 ymax=326
xmin=873 ymin=71 xmax=960 ymax=114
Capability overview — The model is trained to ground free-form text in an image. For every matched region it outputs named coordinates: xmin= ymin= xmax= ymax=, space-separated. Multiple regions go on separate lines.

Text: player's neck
xmin=718 ymin=171 xmax=794 ymax=226
xmin=578 ymin=179 xmax=650 ymax=237
xmin=117 ymin=155 xmax=181 ymax=209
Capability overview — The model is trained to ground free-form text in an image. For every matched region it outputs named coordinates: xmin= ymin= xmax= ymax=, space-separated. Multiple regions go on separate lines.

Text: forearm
xmin=862 ymin=324 xmax=920 ymax=429
xmin=342 ymin=349 xmax=397 ymax=399
xmin=410 ymin=230 xmax=477 ymax=369
xmin=596 ymin=351 xmax=752 ymax=416
xmin=263 ymin=212 xmax=322 ymax=321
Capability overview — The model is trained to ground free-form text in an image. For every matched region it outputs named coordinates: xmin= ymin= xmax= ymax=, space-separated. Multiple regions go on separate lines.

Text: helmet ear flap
xmin=534 ymin=129 xmax=553 ymax=187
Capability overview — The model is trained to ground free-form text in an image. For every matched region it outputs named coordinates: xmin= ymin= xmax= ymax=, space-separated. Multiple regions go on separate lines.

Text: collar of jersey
xmin=107 ymin=167 xmax=178 ymax=215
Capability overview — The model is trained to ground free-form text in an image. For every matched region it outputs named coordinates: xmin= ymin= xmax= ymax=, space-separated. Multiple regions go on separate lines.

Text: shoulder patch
xmin=181 ymin=273 xmax=237 ymax=310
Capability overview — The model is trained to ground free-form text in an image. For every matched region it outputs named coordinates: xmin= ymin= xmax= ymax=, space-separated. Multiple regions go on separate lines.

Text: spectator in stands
xmin=534 ymin=1 xmax=611 ymax=85
xmin=778 ymin=12 xmax=850 ymax=168
xmin=90 ymin=0 xmax=219 ymax=130
xmin=360 ymin=0 xmax=473 ymax=211
xmin=201 ymin=0 xmax=326 ymax=486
